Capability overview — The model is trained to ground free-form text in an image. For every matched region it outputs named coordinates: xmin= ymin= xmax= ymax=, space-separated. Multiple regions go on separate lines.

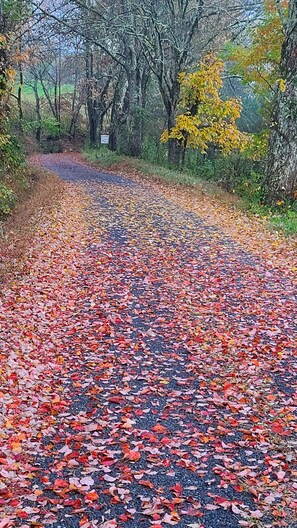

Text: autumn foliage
xmin=161 ymin=54 xmax=247 ymax=155
xmin=225 ymin=0 xmax=287 ymax=98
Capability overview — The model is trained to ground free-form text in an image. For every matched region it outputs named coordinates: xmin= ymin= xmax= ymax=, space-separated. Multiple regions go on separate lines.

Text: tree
xmin=0 ymin=1 xmax=28 ymax=155
xmin=0 ymin=2 xmax=16 ymax=138
xmin=262 ymin=0 xmax=297 ymax=203
xmin=161 ymin=54 xmax=247 ymax=167
xmin=225 ymin=0 xmax=285 ymax=102
xmin=31 ymin=0 xmax=250 ymax=161
xmin=31 ymin=0 xmax=150 ymax=155
xmin=135 ymin=0 xmax=247 ymax=166
xmin=225 ymin=0 xmax=297 ymax=203
xmin=85 ymin=44 xmax=113 ymax=146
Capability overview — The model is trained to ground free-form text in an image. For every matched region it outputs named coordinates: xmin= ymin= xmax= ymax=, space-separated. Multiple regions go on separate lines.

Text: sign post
xmin=100 ymin=134 xmax=110 ymax=145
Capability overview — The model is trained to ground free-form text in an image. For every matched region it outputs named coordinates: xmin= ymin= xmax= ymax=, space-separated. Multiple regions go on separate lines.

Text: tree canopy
xmin=1 ymin=0 xmax=297 ymax=205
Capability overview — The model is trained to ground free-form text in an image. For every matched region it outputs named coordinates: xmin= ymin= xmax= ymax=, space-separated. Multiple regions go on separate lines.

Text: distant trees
xmin=226 ymin=1 xmax=284 ymax=104
xmin=133 ymin=0 xmax=244 ymax=165
xmin=0 ymin=1 xmax=18 ymax=137
xmin=31 ymin=0 xmax=247 ymax=161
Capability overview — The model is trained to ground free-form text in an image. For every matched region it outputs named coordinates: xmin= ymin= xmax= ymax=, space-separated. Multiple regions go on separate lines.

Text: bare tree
xmin=28 ymin=0 xmax=250 ymax=162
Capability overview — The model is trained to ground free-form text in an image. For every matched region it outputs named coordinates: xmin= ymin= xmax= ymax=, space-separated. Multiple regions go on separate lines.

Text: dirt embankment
xmin=0 ymin=166 xmax=65 ymax=286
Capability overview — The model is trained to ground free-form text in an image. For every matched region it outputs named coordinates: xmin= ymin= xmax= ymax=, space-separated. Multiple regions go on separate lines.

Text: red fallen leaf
xmin=160 ymin=437 xmax=171 ymax=445
xmin=213 ymin=496 xmax=232 ymax=508
xmin=141 ymin=431 xmax=158 ymax=442
xmin=272 ymin=424 xmax=290 ymax=435
xmin=85 ymin=490 xmax=99 ymax=501
xmin=183 ymin=507 xmax=203 ymax=517
xmin=64 ymin=498 xmax=82 ymax=508
xmin=6 ymin=499 xmax=19 ymax=507
xmin=248 ymin=486 xmax=258 ymax=498
xmin=139 ymin=480 xmax=155 ymax=489
xmin=108 ymin=396 xmax=123 ymax=403
xmin=152 ymin=514 xmax=161 ymax=521
xmin=123 ymin=450 xmax=141 ymax=462
xmin=170 ymin=483 xmax=183 ymax=496
xmin=152 ymin=424 xmax=167 ymax=434
xmin=119 ymin=513 xmax=132 ymax=522
xmin=53 ymin=478 xmax=68 ymax=488
xmin=101 ymin=457 xmax=115 ymax=466
xmin=16 ymin=511 xmax=28 ymax=519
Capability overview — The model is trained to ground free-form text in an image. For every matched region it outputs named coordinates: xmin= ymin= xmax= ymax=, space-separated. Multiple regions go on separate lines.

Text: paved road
xmin=5 ymin=155 xmax=297 ymax=527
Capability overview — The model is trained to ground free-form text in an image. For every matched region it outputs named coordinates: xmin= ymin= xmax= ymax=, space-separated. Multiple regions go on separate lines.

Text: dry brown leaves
xmin=0 ymin=169 xmax=65 ymax=286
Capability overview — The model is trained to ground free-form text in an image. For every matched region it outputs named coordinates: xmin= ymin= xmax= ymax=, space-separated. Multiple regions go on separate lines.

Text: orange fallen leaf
xmin=124 ymin=450 xmax=141 ymax=462
xmin=85 ymin=490 xmax=99 ymax=501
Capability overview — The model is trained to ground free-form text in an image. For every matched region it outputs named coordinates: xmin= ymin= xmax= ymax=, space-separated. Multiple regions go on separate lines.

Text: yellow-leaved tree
xmin=161 ymin=54 xmax=248 ymax=166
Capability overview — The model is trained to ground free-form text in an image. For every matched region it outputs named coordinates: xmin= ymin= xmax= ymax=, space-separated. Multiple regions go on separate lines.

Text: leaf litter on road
xmin=0 ymin=154 xmax=296 ymax=528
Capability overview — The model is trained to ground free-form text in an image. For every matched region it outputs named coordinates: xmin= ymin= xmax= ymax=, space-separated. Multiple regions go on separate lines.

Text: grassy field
xmin=20 ymin=82 xmax=74 ymax=101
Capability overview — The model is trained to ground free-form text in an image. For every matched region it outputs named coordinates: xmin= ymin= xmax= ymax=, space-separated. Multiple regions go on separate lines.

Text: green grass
xmin=269 ymin=212 xmax=297 ymax=236
xmin=236 ymin=179 xmax=297 ymax=237
xmin=84 ymin=146 xmax=125 ymax=168
xmin=20 ymin=83 xmax=74 ymax=101
xmin=247 ymin=200 xmax=297 ymax=236
xmin=137 ymin=161 xmax=203 ymax=186
xmin=83 ymin=146 xmax=297 ymax=237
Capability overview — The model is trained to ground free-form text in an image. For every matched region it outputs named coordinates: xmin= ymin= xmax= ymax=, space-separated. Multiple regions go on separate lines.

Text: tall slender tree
xmin=263 ymin=0 xmax=297 ymax=203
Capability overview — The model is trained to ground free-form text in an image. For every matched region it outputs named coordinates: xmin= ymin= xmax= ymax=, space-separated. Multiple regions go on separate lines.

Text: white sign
xmin=101 ymin=134 xmax=110 ymax=145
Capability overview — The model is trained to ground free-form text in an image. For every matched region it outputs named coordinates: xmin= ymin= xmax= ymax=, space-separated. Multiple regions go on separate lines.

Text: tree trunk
xmin=69 ymin=67 xmax=80 ymax=138
xmin=68 ymin=104 xmax=82 ymax=139
xmin=85 ymin=43 xmax=98 ymax=146
xmin=88 ymin=111 xmax=98 ymax=146
xmin=159 ymin=77 xmax=181 ymax=168
xmin=109 ymin=92 xmax=119 ymax=151
xmin=33 ymin=76 xmax=42 ymax=143
xmin=166 ymin=96 xmax=182 ymax=168
xmin=263 ymin=0 xmax=297 ymax=204
xmin=123 ymin=69 xmax=142 ymax=157
xmin=0 ymin=34 xmax=10 ymax=135
xmin=17 ymin=45 xmax=23 ymax=133
xmin=168 ymin=138 xmax=182 ymax=168
xmin=181 ymin=138 xmax=188 ymax=169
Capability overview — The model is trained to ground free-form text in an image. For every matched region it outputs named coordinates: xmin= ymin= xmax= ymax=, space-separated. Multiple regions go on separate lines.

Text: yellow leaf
xmin=278 ymin=78 xmax=286 ymax=92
